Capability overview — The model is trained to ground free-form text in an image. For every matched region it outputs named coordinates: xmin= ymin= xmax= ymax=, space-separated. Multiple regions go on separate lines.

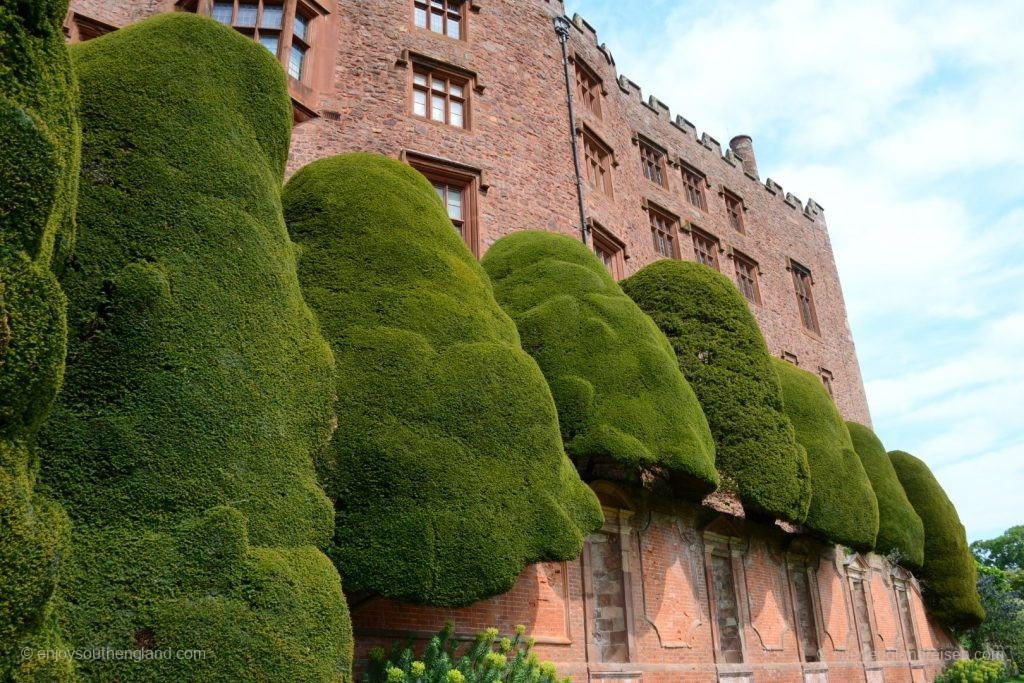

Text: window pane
xmin=288 ymin=44 xmax=306 ymax=79
xmin=259 ymin=35 xmax=279 ymax=54
xmin=432 ymin=78 xmax=446 ymax=92
xmin=450 ymin=100 xmax=463 ymax=127
xmin=430 ymin=9 xmax=443 ymax=33
xmin=414 ymin=6 xmax=427 ymax=28
xmin=413 ymin=89 xmax=427 ymax=116
xmin=433 ymin=184 xmax=445 ymax=202
xmin=212 ymin=2 xmax=233 ymax=23
xmin=431 ymin=94 xmax=445 ymax=122
xmin=413 ymin=73 xmax=427 ymax=86
xmin=261 ymin=5 xmax=284 ymax=28
xmin=450 ymin=83 xmax=463 ymax=98
xmin=236 ymin=3 xmax=258 ymax=26
xmin=447 ymin=189 xmax=462 ymax=220
xmin=293 ymin=13 xmax=309 ymax=41
xmin=448 ymin=16 xmax=460 ymax=39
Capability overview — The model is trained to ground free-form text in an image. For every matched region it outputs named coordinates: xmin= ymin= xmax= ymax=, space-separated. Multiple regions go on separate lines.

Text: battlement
xmin=568 ymin=11 xmax=825 ymax=223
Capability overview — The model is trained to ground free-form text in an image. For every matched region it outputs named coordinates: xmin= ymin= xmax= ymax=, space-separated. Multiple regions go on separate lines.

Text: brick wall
xmin=350 ymin=485 xmax=960 ymax=683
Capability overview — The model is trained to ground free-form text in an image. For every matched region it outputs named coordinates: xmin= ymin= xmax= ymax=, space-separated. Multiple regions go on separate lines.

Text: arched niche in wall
xmin=784 ymin=537 xmax=827 ymax=664
xmin=844 ymin=552 xmax=879 ymax=661
xmin=701 ymin=515 xmax=749 ymax=665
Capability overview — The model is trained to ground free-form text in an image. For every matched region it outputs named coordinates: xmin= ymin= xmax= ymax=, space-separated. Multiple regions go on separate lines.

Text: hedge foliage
xmin=481 ymin=231 xmax=718 ymax=497
xmin=620 ymin=260 xmax=810 ymax=523
xmin=283 ymin=153 xmax=603 ymax=607
xmin=890 ymin=450 xmax=985 ymax=631
xmin=0 ymin=0 xmax=77 ymax=675
xmin=846 ymin=422 xmax=924 ymax=567
xmin=772 ymin=359 xmax=878 ymax=550
xmin=37 ymin=15 xmax=352 ymax=679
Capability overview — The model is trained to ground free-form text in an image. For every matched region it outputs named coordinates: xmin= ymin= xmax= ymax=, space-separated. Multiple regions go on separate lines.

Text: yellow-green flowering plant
xmin=363 ymin=622 xmax=570 ymax=683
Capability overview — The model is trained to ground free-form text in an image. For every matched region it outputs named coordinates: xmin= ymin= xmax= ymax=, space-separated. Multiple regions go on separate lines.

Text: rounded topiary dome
xmin=283 ymin=154 xmax=603 ymax=607
xmin=620 ymin=259 xmax=810 ymax=523
xmin=846 ymin=422 xmax=924 ymax=568
xmin=39 ymin=15 xmax=352 ymax=680
xmin=773 ymin=359 xmax=879 ymax=550
xmin=890 ymin=450 xmax=985 ymax=631
xmin=482 ymin=230 xmax=718 ymax=497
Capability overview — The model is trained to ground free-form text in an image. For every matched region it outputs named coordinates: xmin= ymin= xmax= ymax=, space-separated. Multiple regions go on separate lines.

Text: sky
xmin=563 ymin=0 xmax=1024 ymax=543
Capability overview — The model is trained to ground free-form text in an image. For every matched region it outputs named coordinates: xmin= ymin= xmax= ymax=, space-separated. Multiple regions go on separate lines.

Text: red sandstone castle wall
xmin=65 ymin=0 xmax=872 ymax=426
xmin=351 ymin=487 xmax=960 ymax=683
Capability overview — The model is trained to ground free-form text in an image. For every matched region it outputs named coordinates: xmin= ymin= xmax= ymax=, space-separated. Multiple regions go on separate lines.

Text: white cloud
xmin=567 ymin=0 xmax=1024 ymax=540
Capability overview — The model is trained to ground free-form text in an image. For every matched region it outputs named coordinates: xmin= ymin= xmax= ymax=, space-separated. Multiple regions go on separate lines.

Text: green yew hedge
xmin=621 ymin=259 xmax=810 ymax=523
xmin=482 ymin=231 xmax=718 ymax=497
xmin=37 ymin=15 xmax=352 ymax=680
xmin=773 ymin=359 xmax=878 ymax=550
xmin=0 ymin=0 xmax=78 ymax=676
xmin=890 ymin=450 xmax=985 ymax=631
xmin=846 ymin=422 xmax=924 ymax=568
xmin=283 ymin=154 xmax=603 ymax=607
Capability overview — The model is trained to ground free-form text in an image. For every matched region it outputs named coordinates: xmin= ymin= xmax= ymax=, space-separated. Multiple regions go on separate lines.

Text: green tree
xmin=1 ymin=0 xmax=78 ymax=676
xmin=973 ymin=526 xmax=1024 ymax=573
xmin=482 ymin=231 xmax=718 ymax=497
xmin=283 ymin=154 xmax=603 ymax=607
xmin=39 ymin=15 xmax=352 ymax=680
xmin=963 ymin=563 xmax=1023 ymax=675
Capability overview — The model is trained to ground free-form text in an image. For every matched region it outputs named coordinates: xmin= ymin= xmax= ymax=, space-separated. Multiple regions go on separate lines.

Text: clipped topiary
xmin=772 ymin=359 xmax=878 ymax=550
xmin=1 ymin=0 xmax=77 ymax=675
xmin=846 ymin=422 xmax=924 ymax=567
xmin=37 ymin=15 xmax=352 ymax=679
xmin=620 ymin=259 xmax=810 ymax=523
xmin=481 ymin=230 xmax=717 ymax=496
xmin=283 ymin=153 xmax=603 ymax=607
xmin=890 ymin=450 xmax=985 ymax=631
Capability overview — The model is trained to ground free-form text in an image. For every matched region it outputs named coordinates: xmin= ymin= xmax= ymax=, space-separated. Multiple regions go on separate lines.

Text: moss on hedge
xmin=846 ymin=423 xmax=925 ymax=568
xmin=620 ymin=260 xmax=811 ymax=523
xmin=0 ymin=0 xmax=77 ymax=675
xmin=37 ymin=15 xmax=351 ymax=679
xmin=480 ymin=231 xmax=718 ymax=496
xmin=283 ymin=154 xmax=603 ymax=607
xmin=890 ymin=450 xmax=985 ymax=631
xmin=772 ymin=359 xmax=879 ymax=550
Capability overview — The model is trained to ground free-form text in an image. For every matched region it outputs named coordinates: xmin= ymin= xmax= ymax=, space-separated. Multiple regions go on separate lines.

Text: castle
xmin=52 ymin=1 xmax=965 ymax=682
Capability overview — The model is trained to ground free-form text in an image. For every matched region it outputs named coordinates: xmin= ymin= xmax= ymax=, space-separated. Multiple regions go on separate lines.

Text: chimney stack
xmin=729 ymin=135 xmax=758 ymax=179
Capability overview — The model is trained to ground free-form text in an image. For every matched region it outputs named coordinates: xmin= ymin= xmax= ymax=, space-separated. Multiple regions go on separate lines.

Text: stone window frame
xmin=581 ymin=482 xmax=639 ymax=667
xmin=402 ymin=151 xmax=482 ymax=257
xmin=581 ymin=126 xmax=616 ymax=198
xmin=702 ymin=522 xmax=750 ymax=666
xmin=785 ymin=549 xmax=826 ymax=665
xmin=787 ymin=257 xmax=822 ymax=337
xmin=687 ymin=224 xmax=721 ymax=271
xmin=782 ymin=350 xmax=799 ymax=366
xmin=818 ymin=367 xmax=834 ymax=399
xmin=729 ymin=247 xmax=761 ymax=305
xmin=845 ymin=554 xmax=879 ymax=662
xmin=635 ymin=134 xmax=668 ymax=189
xmin=411 ymin=64 xmax=470 ymax=129
xmin=63 ymin=12 xmax=117 ymax=42
xmin=643 ymin=199 xmax=680 ymax=260
xmin=178 ymin=0 xmax=329 ymax=121
xmin=890 ymin=566 xmax=921 ymax=662
xmin=589 ymin=220 xmax=628 ymax=280
xmin=571 ymin=54 xmax=605 ymax=120
xmin=680 ymin=162 xmax=708 ymax=211
xmin=722 ymin=188 xmax=746 ymax=234
xmin=412 ymin=0 xmax=471 ymax=40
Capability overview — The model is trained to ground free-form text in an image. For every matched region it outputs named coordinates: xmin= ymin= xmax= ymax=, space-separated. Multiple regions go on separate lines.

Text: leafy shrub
xmin=846 ymin=422 xmax=924 ymax=567
xmin=620 ymin=259 xmax=810 ymax=523
xmin=283 ymin=153 xmax=602 ymax=607
xmin=363 ymin=622 xmax=569 ymax=683
xmin=772 ymin=359 xmax=879 ymax=550
xmin=890 ymin=450 xmax=985 ymax=631
xmin=0 ymin=0 xmax=77 ymax=676
xmin=38 ymin=14 xmax=352 ymax=680
xmin=935 ymin=658 xmax=1010 ymax=683
xmin=481 ymin=231 xmax=718 ymax=497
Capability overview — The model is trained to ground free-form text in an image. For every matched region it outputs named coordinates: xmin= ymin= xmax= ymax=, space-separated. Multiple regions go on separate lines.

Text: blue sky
xmin=563 ymin=0 xmax=1024 ymax=543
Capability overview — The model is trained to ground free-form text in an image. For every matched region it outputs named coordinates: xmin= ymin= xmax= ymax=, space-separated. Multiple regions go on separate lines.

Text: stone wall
xmin=351 ymin=483 xmax=960 ymax=683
